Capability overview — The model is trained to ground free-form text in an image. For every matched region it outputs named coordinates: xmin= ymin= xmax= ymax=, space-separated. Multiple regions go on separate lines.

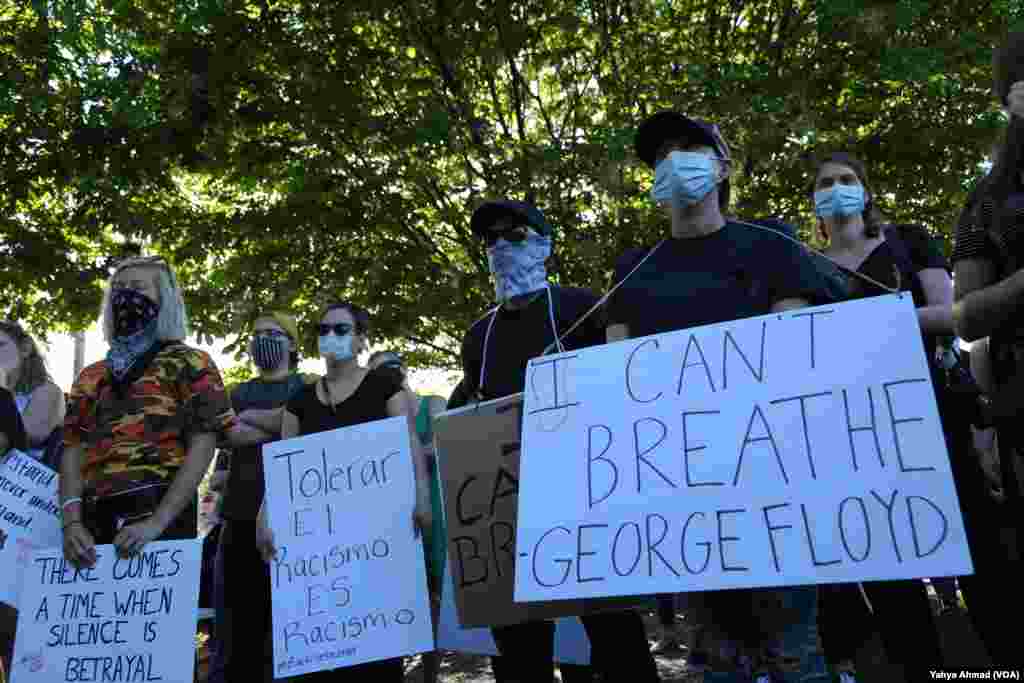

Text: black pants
xmin=490 ymin=610 xmax=659 ymax=683
xmin=819 ymin=580 xmax=941 ymax=666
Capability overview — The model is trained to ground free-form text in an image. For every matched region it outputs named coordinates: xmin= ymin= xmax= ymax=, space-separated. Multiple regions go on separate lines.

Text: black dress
xmin=282 ymin=366 xmax=406 ymax=682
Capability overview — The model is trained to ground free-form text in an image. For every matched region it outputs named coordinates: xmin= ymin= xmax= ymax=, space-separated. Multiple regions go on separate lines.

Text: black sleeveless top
xmin=285 ymin=366 xmax=404 ymax=437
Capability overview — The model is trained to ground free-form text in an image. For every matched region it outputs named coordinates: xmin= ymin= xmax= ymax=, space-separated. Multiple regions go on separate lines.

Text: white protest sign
xmin=263 ymin=417 xmax=434 ymax=678
xmin=9 ymin=540 xmax=201 ymax=683
xmin=0 ymin=452 xmax=61 ymax=608
xmin=436 ymin=562 xmax=591 ymax=665
xmin=514 ymin=295 xmax=973 ymax=602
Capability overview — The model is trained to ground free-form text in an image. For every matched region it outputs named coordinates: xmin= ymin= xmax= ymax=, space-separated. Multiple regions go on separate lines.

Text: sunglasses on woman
xmin=318 ymin=323 xmax=354 ymax=336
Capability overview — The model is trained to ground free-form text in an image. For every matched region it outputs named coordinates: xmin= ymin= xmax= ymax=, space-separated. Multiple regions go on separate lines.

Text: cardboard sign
xmin=9 ymin=540 xmax=201 ymax=683
xmin=436 ymin=561 xmax=591 ymax=665
xmin=435 ymin=396 xmax=640 ymax=628
xmin=0 ymin=452 xmax=61 ymax=608
xmin=263 ymin=417 xmax=434 ymax=678
xmin=514 ymin=295 xmax=974 ymax=602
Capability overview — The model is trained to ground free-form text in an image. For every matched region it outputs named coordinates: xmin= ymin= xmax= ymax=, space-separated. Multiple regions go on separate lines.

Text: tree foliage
xmin=1 ymin=0 xmax=1018 ymax=368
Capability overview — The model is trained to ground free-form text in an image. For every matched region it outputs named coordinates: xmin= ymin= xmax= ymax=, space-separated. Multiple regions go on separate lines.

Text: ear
xmin=817 ymin=219 xmax=829 ymax=244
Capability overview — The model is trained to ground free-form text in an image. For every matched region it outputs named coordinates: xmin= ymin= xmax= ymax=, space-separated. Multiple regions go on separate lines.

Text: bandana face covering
xmin=105 ymin=289 xmax=161 ymax=381
xmin=487 ymin=232 xmax=552 ymax=302
xmin=252 ymin=335 xmax=289 ymax=371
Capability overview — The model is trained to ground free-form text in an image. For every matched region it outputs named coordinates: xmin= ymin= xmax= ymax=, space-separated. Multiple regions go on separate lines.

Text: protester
xmin=448 ymin=199 xmax=660 ymax=683
xmin=208 ymin=311 xmax=315 ymax=683
xmin=369 ymin=350 xmax=447 ymax=683
xmin=59 ymin=255 xmax=237 ymax=568
xmin=255 ymin=302 xmax=431 ymax=681
xmin=807 ymin=152 xmax=955 ymax=678
xmin=0 ymin=321 xmax=65 ymax=461
xmin=614 ymin=111 xmax=836 ymax=682
xmin=951 ymin=30 xmax=1024 ymax=666
xmin=0 ymin=372 xmax=27 ymax=683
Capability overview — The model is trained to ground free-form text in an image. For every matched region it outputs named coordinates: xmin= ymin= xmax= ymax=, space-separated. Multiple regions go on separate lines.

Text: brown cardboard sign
xmin=435 ymin=393 xmax=640 ymax=628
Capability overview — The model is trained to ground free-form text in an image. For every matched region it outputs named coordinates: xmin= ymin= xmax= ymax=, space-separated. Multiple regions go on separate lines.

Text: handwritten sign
xmin=435 ymin=397 xmax=639 ymax=627
xmin=263 ymin=417 xmax=433 ymax=678
xmin=514 ymin=295 xmax=973 ymax=602
xmin=9 ymin=540 xmax=201 ymax=683
xmin=0 ymin=452 xmax=61 ymax=608
xmin=436 ymin=562 xmax=591 ymax=665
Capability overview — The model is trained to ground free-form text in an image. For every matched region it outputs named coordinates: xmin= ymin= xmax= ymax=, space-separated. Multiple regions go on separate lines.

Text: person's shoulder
xmin=160 ymin=342 xmax=215 ymax=368
xmin=613 ymin=246 xmax=653 ymax=273
xmin=32 ymin=381 xmax=64 ymax=404
xmin=464 ymin=306 xmax=501 ymax=342
xmin=73 ymin=361 xmax=108 ymax=392
xmin=551 ymin=285 xmax=600 ymax=307
xmin=368 ymin=365 xmax=404 ymax=392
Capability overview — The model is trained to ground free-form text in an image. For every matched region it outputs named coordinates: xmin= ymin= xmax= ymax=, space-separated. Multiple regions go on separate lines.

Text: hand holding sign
xmin=256 ymin=502 xmax=277 ymax=562
xmin=62 ymin=522 xmax=97 ymax=570
xmin=113 ymin=518 xmax=164 ymax=558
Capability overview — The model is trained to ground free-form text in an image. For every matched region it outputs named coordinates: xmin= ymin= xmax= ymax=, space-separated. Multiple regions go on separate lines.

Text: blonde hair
xmin=100 ymin=257 xmax=189 ymax=342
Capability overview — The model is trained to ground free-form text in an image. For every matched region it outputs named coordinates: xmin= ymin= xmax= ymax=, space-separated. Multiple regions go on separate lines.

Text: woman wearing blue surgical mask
xmin=810 ymin=153 xmax=1015 ymax=679
xmin=254 ymin=302 xmax=431 ymax=682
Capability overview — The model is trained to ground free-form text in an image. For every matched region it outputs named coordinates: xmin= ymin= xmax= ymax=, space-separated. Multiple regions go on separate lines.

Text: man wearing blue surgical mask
xmin=449 ymin=200 xmax=660 ymax=683
xmin=607 ymin=113 xmax=836 ymax=683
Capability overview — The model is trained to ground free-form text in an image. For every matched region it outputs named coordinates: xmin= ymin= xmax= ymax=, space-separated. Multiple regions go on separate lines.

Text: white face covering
xmin=318 ymin=333 xmax=354 ymax=361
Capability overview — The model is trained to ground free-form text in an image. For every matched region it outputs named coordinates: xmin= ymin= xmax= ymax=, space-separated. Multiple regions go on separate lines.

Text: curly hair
xmin=0 ymin=321 xmax=53 ymax=394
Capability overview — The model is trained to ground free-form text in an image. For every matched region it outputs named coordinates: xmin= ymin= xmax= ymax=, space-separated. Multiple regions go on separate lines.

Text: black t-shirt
xmin=607 ymin=221 xmax=833 ymax=338
xmin=0 ymin=387 xmax=27 ymax=454
xmin=221 ymin=374 xmax=309 ymax=521
xmin=286 ymin=366 xmax=403 ymax=437
xmin=458 ymin=285 xmax=606 ymax=404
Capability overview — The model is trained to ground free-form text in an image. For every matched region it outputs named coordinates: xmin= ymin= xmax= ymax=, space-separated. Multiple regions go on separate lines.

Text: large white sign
xmin=0 ymin=452 xmax=61 ymax=608
xmin=263 ymin=417 xmax=434 ymax=678
xmin=9 ymin=540 xmax=201 ymax=683
xmin=514 ymin=295 xmax=973 ymax=602
xmin=436 ymin=562 xmax=591 ymax=665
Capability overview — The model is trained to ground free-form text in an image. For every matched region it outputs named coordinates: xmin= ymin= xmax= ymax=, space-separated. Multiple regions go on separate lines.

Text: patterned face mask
xmin=106 ymin=289 xmax=161 ymax=381
xmin=251 ymin=335 xmax=289 ymax=371
xmin=486 ymin=231 xmax=552 ymax=302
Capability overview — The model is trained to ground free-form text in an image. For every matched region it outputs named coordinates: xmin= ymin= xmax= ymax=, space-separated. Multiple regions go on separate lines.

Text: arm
xmin=237 ymin=407 xmax=284 ymax=434
xmin=281 ymin=408 xmax=300 ymax=439
xmin=915 ymin=268 xmax=954 ymax=335
xmin=21 ymin=382 xmax=65 ymax=447
xmin=254 ymin=408 xmax=300 ymax=563
xmin=60 ymin=444 xmax=97 ymax=568
xmin=970 ymin=337 xmax=995 ymax=395
xmin=954 ymin=258 xmax=1024 ymax=342
xmin=113 ymin=432 xmax=218 ymax=556
xmin=224 ymin=420 xmax=274 ymax=447
xmin=606 ymin=323 xmax=629 ymax=343
xmin=771 ymin=298 xmax=810 ymax=313
xmin=387 ymin=391 xmax=432 ymax=534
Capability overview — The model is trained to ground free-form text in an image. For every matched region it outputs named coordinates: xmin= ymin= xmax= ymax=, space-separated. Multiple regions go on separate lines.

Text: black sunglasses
xmin=318 ymin=323 xmax=355 ymax=336
xmin=484 ymin=226 xmax=530 ymax=246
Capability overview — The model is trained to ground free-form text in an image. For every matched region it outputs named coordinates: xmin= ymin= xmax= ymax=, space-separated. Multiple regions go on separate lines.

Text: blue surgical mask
xmin=814 ymin=184 xmax=866 ymax=218
xmin=651 ymin=151 xmax=721 ymax=206
xmin=487 ymin=232 xmax=552 ymax=302
xmin=318 ymin=333 xmax=354 ymax=361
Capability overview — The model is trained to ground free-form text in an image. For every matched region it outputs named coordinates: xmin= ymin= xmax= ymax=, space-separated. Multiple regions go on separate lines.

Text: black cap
xmin=470 ymin=200 xmax=554 ymax=239
xmin=634 ymin=111 xmax=731 ymax=168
